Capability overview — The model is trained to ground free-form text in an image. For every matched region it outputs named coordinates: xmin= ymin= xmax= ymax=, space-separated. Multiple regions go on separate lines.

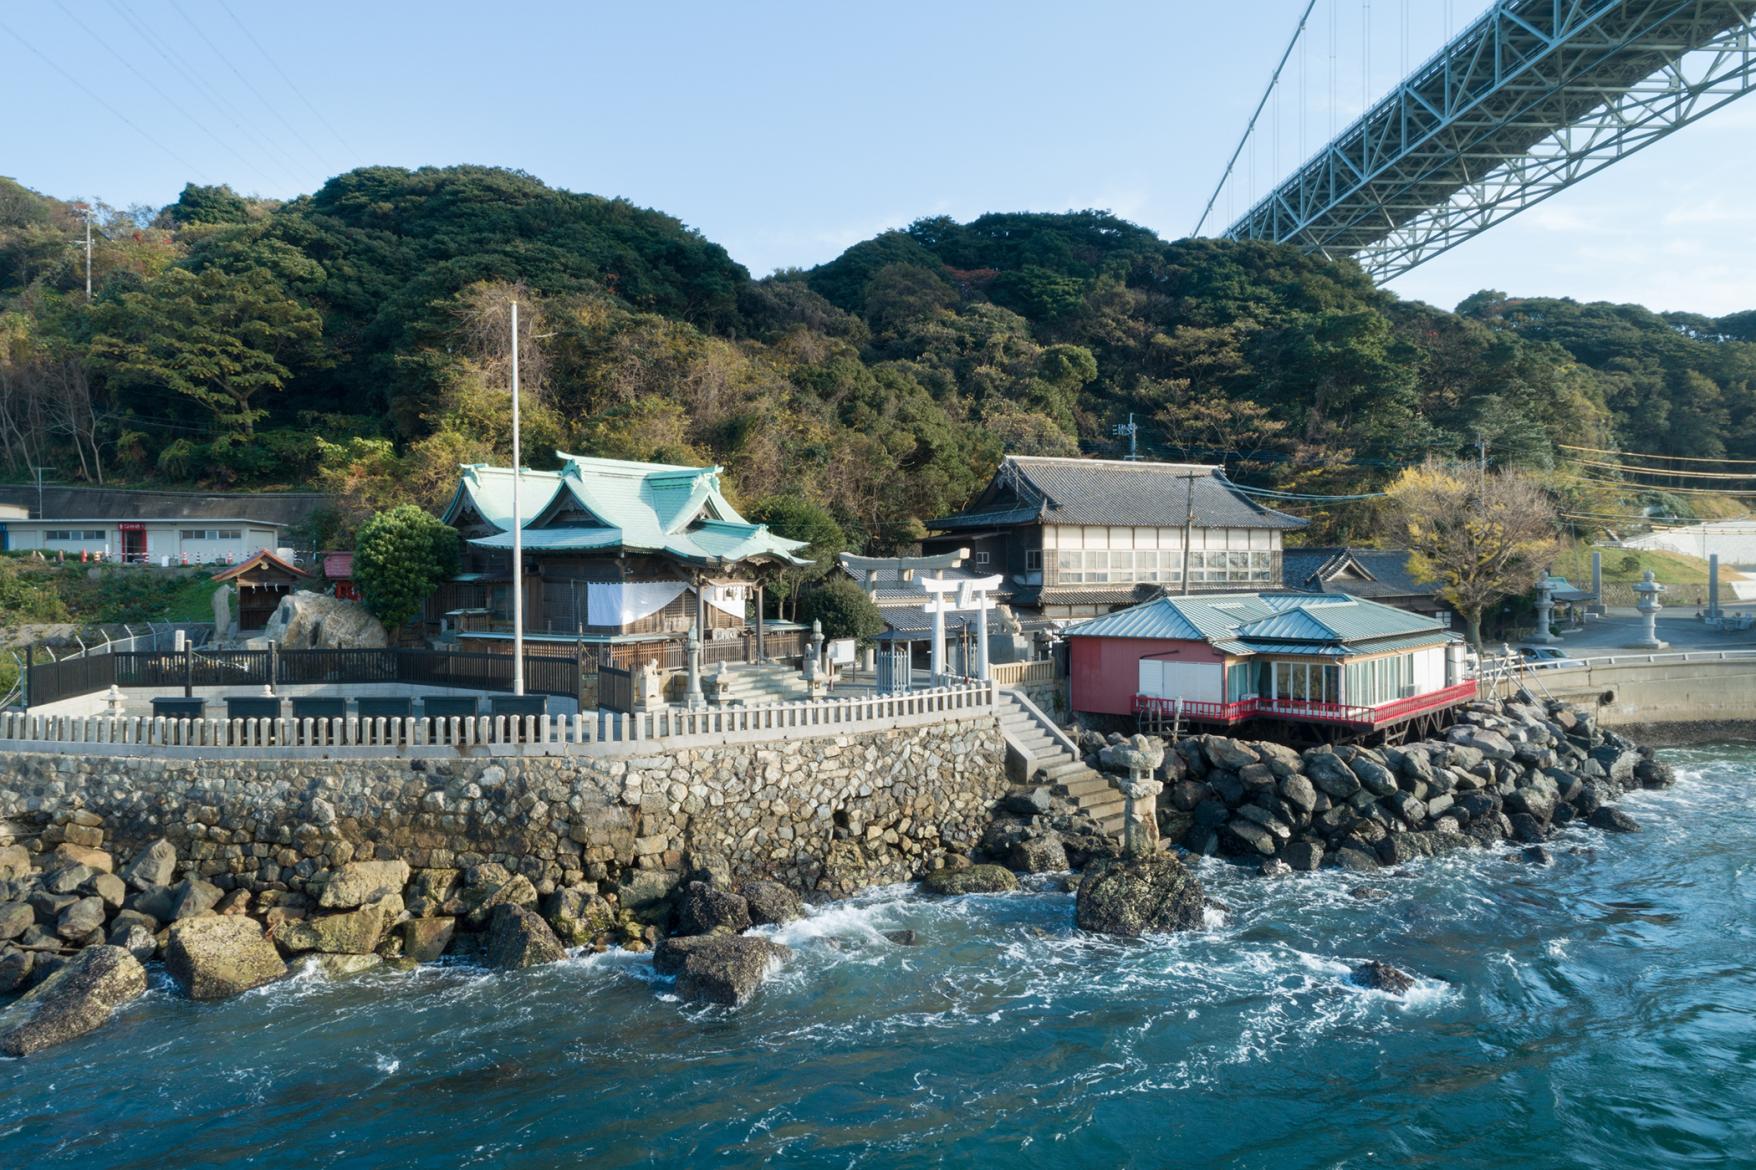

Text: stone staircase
xmin=998 ymin=690 xmax=1124 ymax=837
xmin=707 ymin=663 xmax=813 ymax=705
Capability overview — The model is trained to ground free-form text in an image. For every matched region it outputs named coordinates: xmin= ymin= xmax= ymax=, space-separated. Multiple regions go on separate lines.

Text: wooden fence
xmin=989 ymin=659 xmax=1058 ymax=687
xmin=0 ymin=682 xmax=998 ymax=758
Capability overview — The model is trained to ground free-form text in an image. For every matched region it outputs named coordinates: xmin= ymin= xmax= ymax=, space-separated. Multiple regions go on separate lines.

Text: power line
xmin=165 ymin=0 xmax=329 ymax=171
xmin=0 ymin=15 xmax=210 ymax=181
xmin=1568 ymin=458 xmax=1756 ymax=481
xmin=1559 ymin=442 xmax=1756 ymax=465
xmin=49 ymin=0 xmax=280 ymax=190
xmin=217 ymin=0 xmax=354 ymax=159
xmin=1566 ymin=474 xmax=1756 ymax=497
xmin=103 ymin=0 xmax=305 ymax=185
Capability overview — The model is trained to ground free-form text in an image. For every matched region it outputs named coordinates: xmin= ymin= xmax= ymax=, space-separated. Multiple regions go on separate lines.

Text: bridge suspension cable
xmin=1193 ymin=0 xmax=1319 ymax=236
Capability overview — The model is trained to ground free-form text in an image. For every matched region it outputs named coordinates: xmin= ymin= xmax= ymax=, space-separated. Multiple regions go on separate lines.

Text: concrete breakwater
xmin=1075 ymin=695 xmax=1674 ymax=873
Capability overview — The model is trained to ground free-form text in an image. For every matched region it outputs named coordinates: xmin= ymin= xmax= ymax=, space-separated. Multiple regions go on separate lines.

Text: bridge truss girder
xmin=1225 ymin=0 xmax=1756 ymax=283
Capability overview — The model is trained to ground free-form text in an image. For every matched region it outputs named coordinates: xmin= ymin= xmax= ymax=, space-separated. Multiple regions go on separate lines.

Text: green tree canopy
xmin=353 ymin=504 xmax=461 ymax=629
xmin=90 ymin=265 xmax=323 ymax=438
xmin=798 ymin=576 xmax=884 ymax=642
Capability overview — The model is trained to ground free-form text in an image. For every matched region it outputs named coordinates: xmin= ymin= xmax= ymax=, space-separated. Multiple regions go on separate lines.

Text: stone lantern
xmin=1629 ymin=570 xmax=1668 ymax=650
xmin=1099 ymin=735 xmax=1167 ymax=859
xmin=1530 ymin=574 xmax=1558 ymax=645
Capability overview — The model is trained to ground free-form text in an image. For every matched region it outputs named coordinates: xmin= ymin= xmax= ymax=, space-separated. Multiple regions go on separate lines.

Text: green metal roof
xmin=446 ymin=454 xmax=810 ymax=567
xmin=1067 ymin=591 xmax=1455 ymax=657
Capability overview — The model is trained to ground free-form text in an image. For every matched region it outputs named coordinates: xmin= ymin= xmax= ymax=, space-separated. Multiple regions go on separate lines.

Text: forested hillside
xmin=3 ymin=165 xmax=1753 ymax=549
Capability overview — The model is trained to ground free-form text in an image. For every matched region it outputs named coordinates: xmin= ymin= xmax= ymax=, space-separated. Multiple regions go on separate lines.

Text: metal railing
xmin=1132 ymin=680 xmax=1481 ymax=729
xmin=19 ymin=623 xmax=214 ymax=708
xmin=26 ymin=646 xmax=584 ymax=706
xmin=0 ymin=681 xmax=999 ymax=758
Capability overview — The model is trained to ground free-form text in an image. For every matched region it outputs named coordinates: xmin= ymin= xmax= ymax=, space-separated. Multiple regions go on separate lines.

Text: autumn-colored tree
xmin=1382 ymin=461 xmax=1561 ymax=649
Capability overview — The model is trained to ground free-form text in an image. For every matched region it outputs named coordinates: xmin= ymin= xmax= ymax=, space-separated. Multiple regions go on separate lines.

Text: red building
xmin=1068 ymin=592 xmax=1472 ymax=736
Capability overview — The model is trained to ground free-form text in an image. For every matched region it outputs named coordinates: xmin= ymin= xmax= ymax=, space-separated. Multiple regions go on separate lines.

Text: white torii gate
xmin=921 ymin=574 xmax=1003 ymax=682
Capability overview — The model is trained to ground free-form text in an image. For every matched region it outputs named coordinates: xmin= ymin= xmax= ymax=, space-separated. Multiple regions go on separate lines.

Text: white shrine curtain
xmin=586 ymin=581 xmax=688 ymax=627
xmin=703 ymin=583 xmax=750 ymax=619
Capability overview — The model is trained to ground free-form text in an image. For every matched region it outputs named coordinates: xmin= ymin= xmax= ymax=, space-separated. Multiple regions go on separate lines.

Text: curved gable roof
xmin=453 ymin=453 xmax=809 ymax=567
xmin=931 ymin=456 xmax=1306 ymax=531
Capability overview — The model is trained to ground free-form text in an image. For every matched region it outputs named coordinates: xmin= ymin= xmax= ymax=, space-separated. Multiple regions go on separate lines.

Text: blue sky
xmin=2 ymin=0 xmax=1751 ymax=315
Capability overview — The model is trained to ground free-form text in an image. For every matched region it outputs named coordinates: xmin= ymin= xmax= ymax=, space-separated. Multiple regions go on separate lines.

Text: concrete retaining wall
xmin=0 ymin=715 xmax=1007 ymax=898
xmin=1523 ymin=659 xmax=1756 ymax=743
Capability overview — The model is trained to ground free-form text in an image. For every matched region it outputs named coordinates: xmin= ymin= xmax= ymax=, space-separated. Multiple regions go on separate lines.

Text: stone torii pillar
xmin=921 ymin=574 xmax=1003 ymax=683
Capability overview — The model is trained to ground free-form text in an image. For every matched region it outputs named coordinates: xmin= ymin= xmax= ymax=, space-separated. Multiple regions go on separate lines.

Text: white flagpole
xmin=511 ymin=300 xmax=525 ymax=697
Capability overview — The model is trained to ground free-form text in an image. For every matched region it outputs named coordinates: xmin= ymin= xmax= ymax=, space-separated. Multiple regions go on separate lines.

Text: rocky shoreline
xmin=0 ymin=693 xmax=1677 ymax=1057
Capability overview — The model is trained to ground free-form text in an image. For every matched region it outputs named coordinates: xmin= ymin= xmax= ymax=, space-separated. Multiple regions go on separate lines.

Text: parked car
xmin=1513 ymin=645 xmax=1586 ymax=670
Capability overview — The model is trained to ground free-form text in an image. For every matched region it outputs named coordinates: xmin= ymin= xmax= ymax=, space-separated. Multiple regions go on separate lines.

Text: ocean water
xmin=4 ymin=745 xmax=1755 ymax=1169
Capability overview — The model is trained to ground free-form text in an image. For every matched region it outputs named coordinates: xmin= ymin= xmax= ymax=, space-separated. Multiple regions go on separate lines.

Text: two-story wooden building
xmin=923 ymin=456 xmax=1306 ymax=621
xmin=433 ymin=454 xmax=809 ymax=663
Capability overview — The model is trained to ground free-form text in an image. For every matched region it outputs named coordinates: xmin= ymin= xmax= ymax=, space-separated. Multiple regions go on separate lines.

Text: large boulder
xmin=673 ymin=882 xmax=752 ymax=937
xmin=1303 ymin=750 xmax=1361 ymax=800
xmin=1589 ymin=806 xmax=1641 ymax=833
xmin=275 ymin=901 xmax=393 ymax=955
xmin=653 ymin=934 xmax=791 ymax=1006
xmin=0 ymin=945 xmax=146 ymax=1057
xmin=615 ymin=870 xmax=683 ymax=925
xmin=169 ymin=878 xmax=224 ymax=921
xmin=119 ymin=839 xmax=177 ymax=891
xmin=460 ymin=871 xmax=539 ymax=929
xmin=398 ymin=917 xmax=457 ymax=962
xmin=541 ymin=887 xmax=616 ymax=945
xmin=739 ymin=881 xmax=804 ymax=927
xmin=262 ymin=590 xmax=389 ymax=649
xmin=1008 ymin=832 xmax=1070 ymax=874
xmin=483 ymin=904 xmax=568 ymax=969
xmin=55 ymin=895 xmax=106 ymax=942
xmin=920 ymin=864 xmax=1020 ymax=896
xmin=0 ymin=946 xmax=31 ymax=993
xmin=1450 ymin=726 xmax=1515 ymax=762
xmin=1074 ymin=854 xmax=1205 ymax=938
xmin=318 ymin=860 xmax=410 ymax=910
xmin=0 ymin=844 xmax=31 ymax=880
xmin=1203 ymin=737 xmax=1259 ymax=771
xmin=165 ymin=916 xmax=288 ymax=1000
xmin=0 ymin=900 xmax=32 ymax=941
xmin=1351 ymin=960 xmax=1415 ymax=995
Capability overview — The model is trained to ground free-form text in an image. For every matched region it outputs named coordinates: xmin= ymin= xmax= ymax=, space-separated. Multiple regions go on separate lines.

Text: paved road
xmin=1531 ymin=606 xmax=1756 ymax=655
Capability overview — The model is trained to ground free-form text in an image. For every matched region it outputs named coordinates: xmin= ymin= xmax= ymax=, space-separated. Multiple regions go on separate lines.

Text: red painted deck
xmin=1132 ymin=679 xmax=1479 ymax=730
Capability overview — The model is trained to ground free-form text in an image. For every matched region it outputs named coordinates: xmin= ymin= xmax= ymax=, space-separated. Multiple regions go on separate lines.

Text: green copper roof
xmin=1067 ymin=591 xmax=1455 ymax=657
xmin=445 ymin=453 xmax=810 ymax=567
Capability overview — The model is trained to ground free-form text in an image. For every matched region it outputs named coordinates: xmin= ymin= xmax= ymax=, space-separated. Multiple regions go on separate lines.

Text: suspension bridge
xmin=1200 ymin=0 xmax=1756 ymax=281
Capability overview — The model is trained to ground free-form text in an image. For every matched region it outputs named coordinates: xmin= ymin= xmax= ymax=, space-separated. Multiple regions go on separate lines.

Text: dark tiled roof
xmin=1282 ymin=547 xmax=1439 ymax=598
xmin=0 ymin=485 xmax=329 ymax=527
xmin=930 ymin=457 xmax=1306 ymax=532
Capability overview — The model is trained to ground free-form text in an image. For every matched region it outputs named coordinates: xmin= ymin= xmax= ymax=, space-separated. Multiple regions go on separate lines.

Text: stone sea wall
xmin=0 ymin=716 xmax=1006 ymax=902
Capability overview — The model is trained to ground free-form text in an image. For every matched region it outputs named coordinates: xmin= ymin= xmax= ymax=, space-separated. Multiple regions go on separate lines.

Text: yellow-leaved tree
xmin=1383 ymin=461 xmax=1561 ymax=650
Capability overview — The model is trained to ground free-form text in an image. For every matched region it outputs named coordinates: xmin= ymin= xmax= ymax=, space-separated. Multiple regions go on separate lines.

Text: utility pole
xmin=1179 ymin=471 xmax=1198 ymax=596
xmin=81 ymin=204 xmax=93 ymax=302
xmin=1476 ymin=435 xmax=1488 ymax=497
xmin=30 ymin=465 xmax=51 ymax=518
xmin=510 ymin=300 xmax=525 ymax=697
xmin=1113 ymin=414 xmax=1140 ymax=461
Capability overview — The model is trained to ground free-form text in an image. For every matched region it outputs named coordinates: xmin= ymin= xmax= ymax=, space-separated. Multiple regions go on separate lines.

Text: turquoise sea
xmin=3 ymin=744 xmax=1754 ymax=1168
